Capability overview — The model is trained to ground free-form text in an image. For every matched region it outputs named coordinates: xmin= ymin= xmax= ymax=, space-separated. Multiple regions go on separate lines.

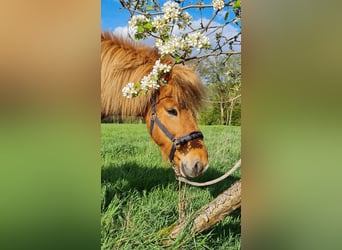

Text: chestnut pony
xmin=101 ymin=32 xmax=209 ymax=178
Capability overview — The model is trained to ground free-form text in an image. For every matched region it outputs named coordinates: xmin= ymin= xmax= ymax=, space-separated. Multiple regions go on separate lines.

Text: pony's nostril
xmin=181 ymin=160 xmax=205 ymax=178
xmin=180 ymin=162 xmax=187 ymax=177
xmin=194 ymin=161 xmax=203 ymax=174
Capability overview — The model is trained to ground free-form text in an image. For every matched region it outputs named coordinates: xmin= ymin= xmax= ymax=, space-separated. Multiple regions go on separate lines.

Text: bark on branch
xmin=169 ymin=179 xmax=241 ymax=239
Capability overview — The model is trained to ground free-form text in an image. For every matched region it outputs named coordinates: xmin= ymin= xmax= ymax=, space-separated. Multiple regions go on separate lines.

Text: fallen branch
xmin=169 ymin=179 xmax=241 ymax=239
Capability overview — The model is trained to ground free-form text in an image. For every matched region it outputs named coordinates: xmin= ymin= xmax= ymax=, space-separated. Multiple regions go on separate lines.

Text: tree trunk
xmin=228 ymin=99 xmax=235 ymax=126
xmin=220 ymin=100 xmax=224 ymax=125
xmin=226 ymin=101 xmax=230 ymax=125
xmin=169 ymin=180 xmax=241 ymax=239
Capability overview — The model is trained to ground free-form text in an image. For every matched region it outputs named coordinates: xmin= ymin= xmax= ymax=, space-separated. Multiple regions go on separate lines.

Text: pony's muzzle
xmin=180 ymin=159 xmax=209 ymax=178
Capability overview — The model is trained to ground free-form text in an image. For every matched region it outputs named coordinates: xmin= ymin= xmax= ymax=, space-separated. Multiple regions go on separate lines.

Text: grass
xmin=101 ymin=124 xmax=241 ymax=249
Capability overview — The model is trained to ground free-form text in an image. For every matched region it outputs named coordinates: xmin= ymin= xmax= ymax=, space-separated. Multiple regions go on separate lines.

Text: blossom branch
xmin=120 ymin=0 xmax=241 ymax=98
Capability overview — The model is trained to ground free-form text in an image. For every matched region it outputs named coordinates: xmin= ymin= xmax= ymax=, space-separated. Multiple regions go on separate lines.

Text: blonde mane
xmin=101 ymin=31 xmax=206 ymax=118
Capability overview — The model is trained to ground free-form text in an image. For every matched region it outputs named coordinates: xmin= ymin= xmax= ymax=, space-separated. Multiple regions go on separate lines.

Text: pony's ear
xmin=170 ymin=64 xmax=199 ymax=86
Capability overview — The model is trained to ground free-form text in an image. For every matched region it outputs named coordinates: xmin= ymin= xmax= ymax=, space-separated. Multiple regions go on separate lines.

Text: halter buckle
xmin=172 ymin=138 xmax=180 ymax=147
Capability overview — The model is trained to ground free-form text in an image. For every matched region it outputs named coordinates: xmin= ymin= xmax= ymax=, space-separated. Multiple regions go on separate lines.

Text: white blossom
xmin=122 ymin=82 xmax=138 ymax=98
xmin=152 ymin=15 xmax=169 ymax=33
xmin=212 ymin=0 xmax=225 ymax=10
xmin=162 ymin=1 xmax=181 ymax=21
xmin=155 ymin=32 xmax=210 ymax=56
xmin=122 ymin=59 xmax=172 ymax=98
xmin=156 ymin=36 xmax=186 ymax=56
xmin=185 ymin=32 xmax=211 ymax=50
xmin=128 ymin=15 xmax=149 ymax=28
xmin=178 ymin=12 xmax=192 ymax=29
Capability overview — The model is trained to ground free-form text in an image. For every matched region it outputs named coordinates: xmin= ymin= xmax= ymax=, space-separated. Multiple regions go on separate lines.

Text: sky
xmin=101 ymin=0 xmax=130 ymax=32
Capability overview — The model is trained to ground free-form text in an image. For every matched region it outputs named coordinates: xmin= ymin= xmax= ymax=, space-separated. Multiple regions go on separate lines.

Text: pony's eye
xmin=167 ymin=108 xmax=178 ymax=116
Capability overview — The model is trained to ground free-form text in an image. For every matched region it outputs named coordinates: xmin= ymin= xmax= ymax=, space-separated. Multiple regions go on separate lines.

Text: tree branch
xmin=167 ymin=179 xmax=241 ymax=240
xmin=184 ymin=51 xmax=240 ymax=62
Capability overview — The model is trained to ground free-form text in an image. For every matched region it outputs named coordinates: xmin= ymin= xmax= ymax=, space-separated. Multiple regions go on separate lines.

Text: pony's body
xmin=101 ymin=32 xmax=209 ymax=178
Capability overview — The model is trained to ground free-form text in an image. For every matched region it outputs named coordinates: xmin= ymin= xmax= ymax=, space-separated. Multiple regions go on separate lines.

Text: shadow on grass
xmin=101 ymin=161 xmax=240 ymax=210
xmin=102 ymin=161 xmax=176 ymax=192
xmin=188 ymin=165 xmax=241 ymax=197
xmin=101 ymin=161 xmax=176 ymax=210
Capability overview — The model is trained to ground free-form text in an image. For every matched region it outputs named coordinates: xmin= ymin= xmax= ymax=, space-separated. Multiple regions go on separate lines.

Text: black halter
xmin=149 ymin=91 xmax=204 ymax=162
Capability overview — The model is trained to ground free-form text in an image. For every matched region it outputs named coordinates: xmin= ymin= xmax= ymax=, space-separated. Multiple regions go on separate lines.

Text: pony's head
xmin=145 ymin=64 xmax=209 ymax=178
xmin=100 ymin=33 xmax=209 ymax=178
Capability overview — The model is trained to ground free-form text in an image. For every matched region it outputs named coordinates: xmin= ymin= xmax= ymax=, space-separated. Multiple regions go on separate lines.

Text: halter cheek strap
xmin=149 ymin=91 xmax=204 ymax=162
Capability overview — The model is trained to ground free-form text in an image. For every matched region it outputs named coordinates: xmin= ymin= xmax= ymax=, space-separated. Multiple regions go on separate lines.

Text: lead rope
xmin=173 ymin=163 xmax=187 ymax=223
xmin=178 ymin=179 xmax=187 ymax=223
xmin=175 ymin=159 xmax=241 ymax=187
xmin=172 ymin=163 xmax=187 ymax=222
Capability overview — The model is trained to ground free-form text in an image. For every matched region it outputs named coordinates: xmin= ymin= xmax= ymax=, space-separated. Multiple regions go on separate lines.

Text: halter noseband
xmin=149 ymin=91 xmax=204 ymax=162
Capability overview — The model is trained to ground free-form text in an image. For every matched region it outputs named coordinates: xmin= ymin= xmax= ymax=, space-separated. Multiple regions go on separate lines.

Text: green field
xmin=101 ymin=124 xmax=241 ymax=249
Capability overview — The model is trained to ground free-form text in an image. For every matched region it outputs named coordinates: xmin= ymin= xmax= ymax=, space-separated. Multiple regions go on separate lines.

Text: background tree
xmin=198 ymin=54 xmax=241 ymax=125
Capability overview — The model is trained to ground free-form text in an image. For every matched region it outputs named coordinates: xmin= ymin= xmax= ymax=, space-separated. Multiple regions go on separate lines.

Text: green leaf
xmin=174 ymin=54 xmax=180 ymax=63
xmin=234 ymin=0 xmax=241 ymax=9
xmin=224 ymin=12 xmax=229 ymax=21
xmin=161 ymin=34 xmax=170 ymax=42
xmin=134 ymin=33 xmax=143 ymax=40
xmin=137 ymin=26 xmax=144 ymax=33
xmin=144 ymin=22 xmax=153 ymax=31
xmin=135 ymin=82 xmax=141 ymax=89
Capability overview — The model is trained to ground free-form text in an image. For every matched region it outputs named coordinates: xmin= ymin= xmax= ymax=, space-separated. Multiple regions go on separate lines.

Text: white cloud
xmin=113 ymin=25 xmax=155 ymax=46
xmin=113 ymin=26 xmax=129 ymax=37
